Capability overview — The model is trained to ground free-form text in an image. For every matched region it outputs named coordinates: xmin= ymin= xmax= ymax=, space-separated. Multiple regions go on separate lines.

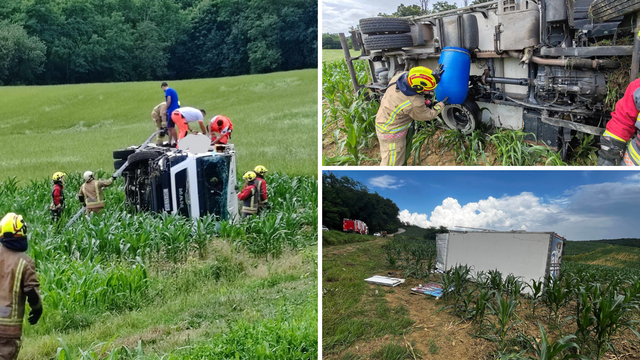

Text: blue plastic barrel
xmin=435 ymin=47 xmax=471 ymax=105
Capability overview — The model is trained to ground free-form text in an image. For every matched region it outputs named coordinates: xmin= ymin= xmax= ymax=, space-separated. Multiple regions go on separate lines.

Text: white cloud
xmin=369 ymin=175 xmax=405 ymax=189
xmin=398 ymin=181 xmax=640 ymax=240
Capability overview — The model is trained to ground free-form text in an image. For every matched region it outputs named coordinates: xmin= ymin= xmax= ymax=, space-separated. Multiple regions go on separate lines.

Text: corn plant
xmin=527 ymin=279 xmax=544 ymax=317
xmin=591 ymin=291 xmax=640 ymax=359
xmin=489 ymin=293 xmax=522 ymax=350
xmin=473 ymin=288 xmax=493 ymax=327
xmin=528 ymin=322 xmax=587 ymax=360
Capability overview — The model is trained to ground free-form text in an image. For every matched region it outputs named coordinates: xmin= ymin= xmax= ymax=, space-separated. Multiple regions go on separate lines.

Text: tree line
xmin=323 ymin=173 xmax=402 ymax=234
xmin=0 ymin=0 xmax=317 ymax=85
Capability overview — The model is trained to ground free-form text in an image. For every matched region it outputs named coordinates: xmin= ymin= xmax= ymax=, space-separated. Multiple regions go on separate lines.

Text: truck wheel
xmin=121 ymin=150 xmax=164 ymax=172
xmin=363 ymin=34 xmax=414 ymax=50
xmin=590 ymin=0 xmax=640 ymax=22
xmin=114 ymin=159 xmax=126 ymax=171
xmin=441 ymin=98 xmax=480 ymax=135
xmin=359 ymin=17 xmax=411 ymax=35
xmin=113 ymin=148 xmax=135 ymax=160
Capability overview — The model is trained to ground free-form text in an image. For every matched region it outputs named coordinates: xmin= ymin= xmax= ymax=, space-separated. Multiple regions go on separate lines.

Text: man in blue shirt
xmin=161 ymin=82 xmax=180 ymax=147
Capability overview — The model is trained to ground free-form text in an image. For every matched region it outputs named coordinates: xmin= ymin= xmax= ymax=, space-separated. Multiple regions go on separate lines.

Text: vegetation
xmin=321 ymin=47 xmax=599 ymax=166
xmin=0 ymin=69 xmax=317 ymax=180
xmin=0 ymin=0 xmax=316 ymax=85
xmin=324 ymin=236 xmax=640 ymax=359
xmin=322 ymin=173 xmax=402 ymax=234
xmin=1 ymin=171 xmax=318 ymax=359
xmin=323 ymin=230 xmax=378 ymax=246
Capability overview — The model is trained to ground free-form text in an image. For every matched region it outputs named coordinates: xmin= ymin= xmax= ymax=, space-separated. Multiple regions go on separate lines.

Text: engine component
xmin=534 ymin=66 xmax=607 ymax=103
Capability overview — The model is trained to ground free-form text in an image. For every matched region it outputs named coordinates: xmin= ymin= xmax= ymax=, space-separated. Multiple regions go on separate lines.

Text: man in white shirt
xmin=170 ymin=107 xmax=207 ymax=140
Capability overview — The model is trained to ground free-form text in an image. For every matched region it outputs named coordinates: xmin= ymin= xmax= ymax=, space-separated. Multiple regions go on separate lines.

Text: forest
xmin=0 ymin=0 xmax=317 ymax=85
xmin=322 ymin=172 xmax=403 ymax=233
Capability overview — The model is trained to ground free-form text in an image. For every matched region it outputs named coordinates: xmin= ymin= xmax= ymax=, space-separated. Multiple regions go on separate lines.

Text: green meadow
xmin=0 ymin=69 xmax=317 ymax=181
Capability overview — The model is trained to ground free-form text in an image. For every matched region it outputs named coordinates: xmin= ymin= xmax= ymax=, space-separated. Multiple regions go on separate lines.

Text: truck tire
xmin=441 ymin=98 xmax=480 ymax=135
xmin=359 ymin=17 xmax=411 ymax=35
xmin=590 ymin=0 xmax=640 ymax=22
xmin=114 ymin=159 xmax=126 ymax=171
xmin=113 ymin=148 xmax=135 ymax=160
xmin=124 ymin=150 xmax=164 ymax=170
xmin=363 ymin=33 xmax=414 ymax=50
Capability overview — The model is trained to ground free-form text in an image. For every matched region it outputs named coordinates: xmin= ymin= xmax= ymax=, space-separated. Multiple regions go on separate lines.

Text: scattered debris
xmin=365 ymin=275 xmax=405 ymax=287
xmin=410 ymin=282 xmax=444 ymax=298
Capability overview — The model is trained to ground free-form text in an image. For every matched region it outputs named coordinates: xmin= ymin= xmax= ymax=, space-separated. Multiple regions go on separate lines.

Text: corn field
xmin=383 ymin=237 xmax=640 ymax=359
xmin=0 ymin=171 xmax=317 ymax=345
xmin=322 ymin=59 xmax=598 ymax=166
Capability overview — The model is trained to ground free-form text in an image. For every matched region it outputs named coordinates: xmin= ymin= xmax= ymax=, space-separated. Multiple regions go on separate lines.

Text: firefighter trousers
xmin=0 ymin=339 xmax=20 ymax=360
xmin=377 ymin=132 xmax=407 ymax=166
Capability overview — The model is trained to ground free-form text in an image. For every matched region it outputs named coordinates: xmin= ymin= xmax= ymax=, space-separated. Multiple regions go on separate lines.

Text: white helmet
xmin=83 ymin=171 xmax=94 ymax=181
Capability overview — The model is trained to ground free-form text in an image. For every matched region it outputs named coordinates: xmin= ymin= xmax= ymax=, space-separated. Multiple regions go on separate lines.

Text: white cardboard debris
xmin=364 ymin=275 xmax=405 ymax=287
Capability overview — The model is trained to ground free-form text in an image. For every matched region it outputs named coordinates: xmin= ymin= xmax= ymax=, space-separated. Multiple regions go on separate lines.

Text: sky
xmin=323 ymin=170 xmax=640 ymax=241
xmin=322 ymin=0 xmax=469 ymax=34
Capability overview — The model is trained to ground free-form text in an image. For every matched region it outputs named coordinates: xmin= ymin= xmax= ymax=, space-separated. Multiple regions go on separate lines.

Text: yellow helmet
xmin=243 ymin=171 xmax=256 ymax=182
xmin=0 ymin=213 xmax=27 ymax=239
xmin=52 ymin=172 xmax=66 ymax=182
xmin=254 ymin=165 xmax=267 ymax=176
xmin=407 ymin=66 xmax=438 ymax=93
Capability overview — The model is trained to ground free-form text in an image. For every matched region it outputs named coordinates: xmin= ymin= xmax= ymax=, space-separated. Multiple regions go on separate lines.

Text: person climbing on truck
xmin=238 ymin=171 xmax=261 ymax=218
xmin=78 ymin=171 xmax=114 ymax=216
xmin=0 ymin=213 xmax=42 ymax=360
xmin=161 ymin=82 xmax=180 ymax=147
xmin=209 ymin=115 xmax=233 ymax=145
xmin=376 ymin=66 xmax=445 ymax=166
xmin=151 ymin=102 xmax=168 ymax=146
xmin=171 ymin=107 xmax=207 ymax=141
xmin=598 ymin=78 xmax=640 ymax=166
xmin=50 ymin=172 xmax=66 ymax=223
xmin=254 ymin=165 xmax=269 ymax=210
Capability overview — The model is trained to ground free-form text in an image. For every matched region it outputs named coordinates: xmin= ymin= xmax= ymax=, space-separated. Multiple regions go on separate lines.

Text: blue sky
xmin=323 ymin=170 xmax=640 ymax=240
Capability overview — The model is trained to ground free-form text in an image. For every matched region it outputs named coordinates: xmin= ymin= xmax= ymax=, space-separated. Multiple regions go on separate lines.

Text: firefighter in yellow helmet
xmin=50 ymin=172 xmax=66 ymax=223
xmin=237 ymin=171 xmax=262 ymax=218
xmin=0 ymin=213 xmax=42 ymax=360
xmin=78 ymin=171 xmax=114 ymax=216
xmin=253 ymin=165 xmax=268 ymax=210
xmin=375 ymin=66 xmax=445 ymax=166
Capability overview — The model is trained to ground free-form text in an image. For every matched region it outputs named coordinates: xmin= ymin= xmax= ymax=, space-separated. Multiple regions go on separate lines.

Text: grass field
xmin=0 ymin=69 xmax=317 ymax=181
xmin=322 ymin=49 xmax=360 ymax=62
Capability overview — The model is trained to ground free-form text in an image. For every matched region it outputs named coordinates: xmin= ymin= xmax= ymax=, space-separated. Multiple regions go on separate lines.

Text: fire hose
xmin=65 ymin=130 xmax=163 ymax=228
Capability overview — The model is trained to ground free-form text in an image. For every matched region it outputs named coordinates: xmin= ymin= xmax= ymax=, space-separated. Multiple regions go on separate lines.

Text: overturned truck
xmin=112 ymin=143 xmax=239 ymax=221
xmin=342 ymin=0 xmax=640 ymax=158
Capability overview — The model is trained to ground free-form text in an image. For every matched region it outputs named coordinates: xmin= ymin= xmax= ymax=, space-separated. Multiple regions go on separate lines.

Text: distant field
xmin=323 ymin=230 xmax=377 ymax=246
xmin=564 ymin=242 xmax=640 ymax=269
xmin=322 ymin=49 xmax=360 ymax=62
xmin=0 ymin=69 xmax=317 ymax=181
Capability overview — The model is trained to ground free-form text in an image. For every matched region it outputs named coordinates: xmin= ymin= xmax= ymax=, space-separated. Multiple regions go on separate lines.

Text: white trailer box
xmin=436 ymin=231 xmax=565 ymax=284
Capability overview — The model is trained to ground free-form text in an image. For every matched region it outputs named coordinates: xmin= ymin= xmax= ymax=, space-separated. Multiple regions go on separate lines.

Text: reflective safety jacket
xmin=375 ymin=72 xmax=441 ymax=139
xmin=210 ymin=116 xmax=233 ymax=144
xmin=0 ymin=246 xmax=41 ymax=339
xmin=78 ymin=179 xmax=113 ymax=210
xmin=238 ymin=181 xmax=261 ymax=214
xmin=605 ymin=79 xmax=640 ymax=165
xmin=255 ymin=177 xmax=268 ymax=208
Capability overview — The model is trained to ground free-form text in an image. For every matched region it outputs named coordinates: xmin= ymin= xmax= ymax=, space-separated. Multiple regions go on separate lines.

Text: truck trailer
xmin=343 ymin=219 xmax=369 ymax=234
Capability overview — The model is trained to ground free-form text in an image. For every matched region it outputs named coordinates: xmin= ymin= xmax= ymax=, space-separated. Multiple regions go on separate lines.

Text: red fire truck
xmin=343 ymin=219 xmax=368 ymax=235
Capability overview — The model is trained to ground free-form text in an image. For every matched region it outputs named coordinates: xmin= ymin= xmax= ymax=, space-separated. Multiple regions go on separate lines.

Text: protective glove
xmin=159 ymin=128 xmax=168 ymax=137
xmin=112 ymin=174 xmax=118 ymax=180
xmin=433 ymin=102 xmax=445 ymax=114
xmin=597 ymin=134 xmax=626 ymax=166
xmin=28 ymin=307 xmax=42 ymax=325
xmin=78 ymin=195 xmax=85 ymax=204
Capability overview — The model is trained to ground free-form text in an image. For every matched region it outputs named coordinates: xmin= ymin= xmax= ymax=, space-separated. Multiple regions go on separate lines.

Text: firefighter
xmin=376 ymin=66 xmax=445 ymax=166
xmin=171 ymin=107 xmax=207 ymax=141
xmin=598 ymin=78 xmax=640 ymax=166
xmin=0 ymin=213 xmax=42 ymax=360
xmin=78 ymin=171 xmax=114 ymax=216
xmin=50 ymin=172 xmax=66 ymax=223
xmin=238 ymin=171 xmax=261 ymax=218
xmin=254 ymin=165 xmax=268 ymax=210
xmin=151 ymin=102 xmax=168 ymax=146
xmin=209 ymin=115 xmax=233 ymax=145
xmin=161 ymin=82 xmax=180 ymax=147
